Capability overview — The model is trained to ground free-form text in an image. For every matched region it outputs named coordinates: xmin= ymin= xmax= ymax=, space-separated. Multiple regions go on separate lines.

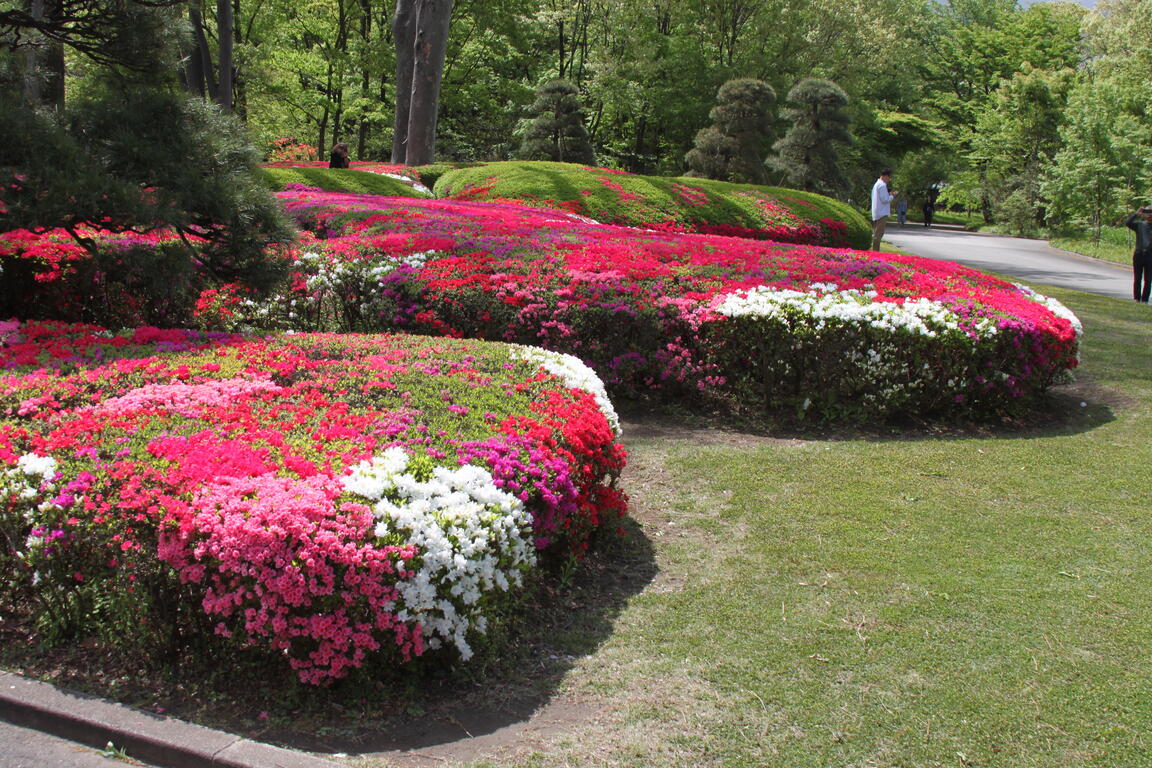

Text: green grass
xmin=433 ymin=161 xmax=871 ymax=249
xmin=366 ymin=284 xmax=1152 ymax=767
xmin=1051 ymin=227 xmax=1133 ymax=266
xmin=931 ymin=210 xmax=983 ymax=228
xmin=255 ymin=167 xmax=424 ymax=197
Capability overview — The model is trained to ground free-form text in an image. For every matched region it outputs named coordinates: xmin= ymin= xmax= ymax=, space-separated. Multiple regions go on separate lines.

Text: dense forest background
xmin=5 ymin=0 xmax=1152 ymax=234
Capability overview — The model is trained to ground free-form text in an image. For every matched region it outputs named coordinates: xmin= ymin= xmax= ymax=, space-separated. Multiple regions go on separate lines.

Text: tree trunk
xmin=217 ymin=0 xmax=234 ymax=111
xmin=21 ymin=0 xmax=65 ymax=109
xmin=404 ymin=0 xmax=452 ymax=166
xmin=391 ymin=0 xmax=416 ymax=163
xmin=356 ymin=0 xmax=372 ymax=158
xmin=232 ymin=0 xmax=247 ymax=117
xmin=557 ymin=18 xmax=565 ymax=79
xmin=21 ymin=0 xmax=45 ymax=105
xmin=186 ymin=3 xmax=218 ymax=100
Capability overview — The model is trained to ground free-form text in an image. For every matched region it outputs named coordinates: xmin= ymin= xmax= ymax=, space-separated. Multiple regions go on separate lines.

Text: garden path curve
xmin=884 ymin=225 xmax=1132 ymax=301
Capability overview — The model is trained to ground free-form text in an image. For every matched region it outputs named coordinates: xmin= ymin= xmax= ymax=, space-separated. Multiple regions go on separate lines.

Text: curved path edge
xmin=883 ymin=226 xmax=1133 ymax=301
xmin=0 ymin=670 xmax=344 ymax=768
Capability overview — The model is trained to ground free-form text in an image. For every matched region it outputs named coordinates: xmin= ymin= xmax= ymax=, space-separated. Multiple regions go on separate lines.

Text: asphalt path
xmin=0 ymin=719 xmax=156 ymax=767
xmin=883 ymin=225 xmax=1133 ymax=301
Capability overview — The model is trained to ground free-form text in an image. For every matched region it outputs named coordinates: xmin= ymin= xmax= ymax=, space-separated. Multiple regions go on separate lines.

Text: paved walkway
xmin=883 ymin=225 xmax=1133 ymax=301
xmin=0 ymin=718 xmax=161 ymax=768
xmin=0 ymin=671 xmax=345 ymax=768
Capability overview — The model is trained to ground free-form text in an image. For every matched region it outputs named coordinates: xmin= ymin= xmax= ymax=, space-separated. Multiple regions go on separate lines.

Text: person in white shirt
xmin=870 ymin=169 xmax=900 ymax=250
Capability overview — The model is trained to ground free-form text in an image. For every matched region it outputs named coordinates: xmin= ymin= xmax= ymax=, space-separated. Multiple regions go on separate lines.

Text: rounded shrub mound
xmin=246 ymin=189 xmax=1080 ymax=423
xmin=0 ymin=320 xmax=626 ymax=684
xmin=257 ymin=165 xmax=428 ymax=197
xmin=432 ymin=161 xmax=869 ymax=249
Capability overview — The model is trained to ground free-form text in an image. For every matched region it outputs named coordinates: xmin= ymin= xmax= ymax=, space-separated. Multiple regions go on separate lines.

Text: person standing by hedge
xmin=870 ymin=169 xmax=899 ymax=251
xmin=329 ymin=142 xmax=350 ymax=169
xmin=1125 ymin=205 xmax=1152 ymax=302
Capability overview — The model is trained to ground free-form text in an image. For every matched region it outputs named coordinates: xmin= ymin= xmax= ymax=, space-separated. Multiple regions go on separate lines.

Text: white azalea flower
xmin=343 ymin=449 xmax=537 ymax=660
xmin=511 ymin=345 xmax=621 ymax=436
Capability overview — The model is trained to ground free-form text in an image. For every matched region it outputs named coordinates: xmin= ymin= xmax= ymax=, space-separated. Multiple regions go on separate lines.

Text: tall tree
xmin=517 ymin=78 xmax=595 ymax=163
xmin=432 ymin=0 xmax=541 ymax=161
xmin=684 ymin=77 xmax=775 ymax=183
xmin=392 ymin=0 xmax=452 ymax=165
xmin=912 ymin=0 xmax=1084 ymax=220
xmin=183 ymin=0 xmax=237 ymax=110
xmin=768 ymin=77 xmax=852 ymax=196
xmin=0 ymin=2 xmax=292 ymax=296
xmin=961 ymin=65 xmax=1074 ymax=231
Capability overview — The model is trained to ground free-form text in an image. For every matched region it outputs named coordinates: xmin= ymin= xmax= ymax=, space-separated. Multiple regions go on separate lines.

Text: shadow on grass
xmin=615 ymin=373 xmax=1118 ymax=446
xmin=257 ymin=167 xmax=421 ymax=197
xmin=253 ymin=516 xmax=659 ymax=755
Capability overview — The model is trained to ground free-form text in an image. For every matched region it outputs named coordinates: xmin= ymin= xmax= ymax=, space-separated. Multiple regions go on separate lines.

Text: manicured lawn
xmin=360 ymin=283 xmax=1151 ymax=767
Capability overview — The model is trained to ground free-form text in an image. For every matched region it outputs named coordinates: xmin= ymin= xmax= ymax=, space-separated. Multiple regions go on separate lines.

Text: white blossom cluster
xmin=511 ymin=345 xmax=621 ymax=436
xmin=2 ymin=453 xmax=59 ymax=511
xmin=342 ymin=447 xmax=537 ymax=659
xmin=1014 ymin=283 xmax=1084 ymax=338
xmin=300 ymin=250 xmax=437 ymax=296
xmin=379 ymin=172 xmax=433 ymax=196
xmin=235 ymin=250 xmax=441 ymax=330
xmin=2 ymin=454 xmax=62 ymax=564
xmin=15 ymin=453 xmax=58 ymax=483
xmin=715 ymin=284 xmax=1000 ymax=340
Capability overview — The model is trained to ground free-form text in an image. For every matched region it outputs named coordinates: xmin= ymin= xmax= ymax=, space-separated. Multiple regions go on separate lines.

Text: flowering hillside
xmin=0 ymin=321 xmax=626 ymax=684
xmin=238 ymin=188 xmax=1081 ymax=421
xmin=432 ymin=161 xmax=870 ymax=248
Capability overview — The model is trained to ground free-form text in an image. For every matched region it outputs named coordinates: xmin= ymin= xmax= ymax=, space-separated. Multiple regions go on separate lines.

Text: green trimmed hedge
xmin=256 ymin=167 xmax=423 ymax=197
xmin=411 ymin=162 xmax=481 ymax=190
xmin=432 ymin=161 xmax=870 ymax=249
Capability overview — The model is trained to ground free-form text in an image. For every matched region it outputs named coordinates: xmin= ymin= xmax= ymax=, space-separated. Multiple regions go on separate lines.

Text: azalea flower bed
xmin=0 ymin=320 xmax=626 ymax=684
xmin=236 ymin=188 xmax=1080 ymax=421
xmin=0 ymin=227 xmax=218 ymax=328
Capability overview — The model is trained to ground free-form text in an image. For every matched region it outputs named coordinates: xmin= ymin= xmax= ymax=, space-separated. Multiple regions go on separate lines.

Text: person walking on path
xmin=1125 ymin=205 xmax=1152 ymax=302
xmin=896 ymin=196 xmax=908 ymax=227
xmin=921 ymin=198 xmax=934 ymax=228
xmin=870 ymin=169 xmax=899 ymax=251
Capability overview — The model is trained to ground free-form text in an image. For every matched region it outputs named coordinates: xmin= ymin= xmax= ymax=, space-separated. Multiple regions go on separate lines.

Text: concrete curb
xmin=0 ymin=671 xmax=345 ymax=768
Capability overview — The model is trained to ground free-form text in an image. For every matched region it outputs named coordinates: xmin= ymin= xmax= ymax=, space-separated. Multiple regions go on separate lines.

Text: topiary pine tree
xmin=768 ymin=78 xmax=853 ymax=196
xmin=518 ymin=79 xmax=596 ymax=164
xmin=684 ymin=78 xmax=776 ymax=184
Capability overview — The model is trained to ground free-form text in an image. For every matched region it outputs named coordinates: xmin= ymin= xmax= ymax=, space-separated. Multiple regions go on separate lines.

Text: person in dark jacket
xmin=1125 ymin=206 xmax=1152 ymax=302
xmin=329 ymin=142 xmax=350 ymax=169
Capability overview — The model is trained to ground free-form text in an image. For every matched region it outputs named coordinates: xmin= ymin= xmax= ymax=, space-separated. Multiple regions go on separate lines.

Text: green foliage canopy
xmin=769 ymin=78 xmax=853 ymax=196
